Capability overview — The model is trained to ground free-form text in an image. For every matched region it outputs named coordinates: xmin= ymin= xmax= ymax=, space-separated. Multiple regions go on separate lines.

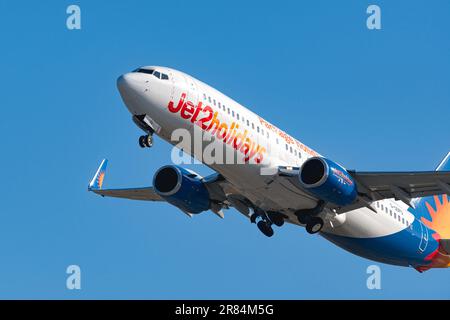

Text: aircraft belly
xmin=323 ymin=208 xmax=407 ymax=238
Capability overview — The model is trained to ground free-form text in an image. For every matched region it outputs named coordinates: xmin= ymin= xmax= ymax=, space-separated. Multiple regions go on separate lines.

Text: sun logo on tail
xmin=417 ymin=195 xmax=450 ymax=271
xmin=422 ymin=195 xmax=450 ymax=240
xmin=97 ymin=172 xmax=105 ymax=189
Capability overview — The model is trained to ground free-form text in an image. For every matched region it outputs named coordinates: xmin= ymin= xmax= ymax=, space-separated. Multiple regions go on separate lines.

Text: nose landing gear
xmin=138 ymin=134 xmax=153 ymax=148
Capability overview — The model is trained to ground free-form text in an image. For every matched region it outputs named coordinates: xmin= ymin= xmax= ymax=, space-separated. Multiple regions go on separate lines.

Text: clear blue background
xmin=1 ymin=0 xmax=449 ymax=299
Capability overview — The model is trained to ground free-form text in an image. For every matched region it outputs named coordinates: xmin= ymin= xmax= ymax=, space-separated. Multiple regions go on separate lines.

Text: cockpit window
xmin=153 ymin=71 xmax=161 ymax=79
xmin=135 ymin=68 xmax=154 ymax=75
xmin=134 ymin=68 xmax=169 ymax=80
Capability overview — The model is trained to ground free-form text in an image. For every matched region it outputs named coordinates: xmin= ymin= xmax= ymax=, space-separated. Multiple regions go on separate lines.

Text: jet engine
xmin=299 ymin=157 xmax=357 ymax=206
xmin=153 ymin=165 xmax=210 ymax=214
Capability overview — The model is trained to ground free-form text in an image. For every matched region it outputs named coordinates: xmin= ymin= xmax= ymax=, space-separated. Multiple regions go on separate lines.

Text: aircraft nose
xmin=117 ymin=72 xmax=141 ymax=94
xmin=117 ymin=72 xmax=148 ymax=115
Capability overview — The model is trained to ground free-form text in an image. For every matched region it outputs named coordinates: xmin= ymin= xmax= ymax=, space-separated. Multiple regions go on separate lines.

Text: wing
xmin=87 ymin=159 xmax=163 ymax=201
xmin=87 ymin=159 xmax=236 ymax=219
xmin=274 ymin=165 xmax=450 ymax=213
xmin=90 ymin=187 xmax=162 ymax=201
xmin=348 ymin=170 xmax=450 ymax=205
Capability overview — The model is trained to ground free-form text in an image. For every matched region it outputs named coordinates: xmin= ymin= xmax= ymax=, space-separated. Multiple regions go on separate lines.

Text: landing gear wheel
xmin=138 ymin=135 xmax=147 ymax=148
xmin=139 ymin=134 xmax=153 ymax=148
xmin=257 ymin=221 xmax=274 ymax=237
xmin=296 ymin=212 xmax=309 ymax=225
xmin=306 ymin=217 xmax=324 ymax=234
xmin=270 ymin=215 xmax=284 ymax=227
xmin=145 ymin=134 xmax=153 ymax=147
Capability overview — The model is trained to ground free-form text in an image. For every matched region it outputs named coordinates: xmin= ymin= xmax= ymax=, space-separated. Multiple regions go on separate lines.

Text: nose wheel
xmin=139 ymin=134 xmax=153 ymax=148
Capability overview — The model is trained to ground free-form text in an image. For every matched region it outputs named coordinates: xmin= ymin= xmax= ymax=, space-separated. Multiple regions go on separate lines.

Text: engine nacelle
xmin=153 ymin=165 xmax=210 ymax=214
xmin=299 ymin=157 xmax=357 ymax=206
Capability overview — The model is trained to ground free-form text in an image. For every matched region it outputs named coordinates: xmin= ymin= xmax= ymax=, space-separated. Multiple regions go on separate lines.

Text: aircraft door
xmin=418 ymin=220 xmax=429 ymax=253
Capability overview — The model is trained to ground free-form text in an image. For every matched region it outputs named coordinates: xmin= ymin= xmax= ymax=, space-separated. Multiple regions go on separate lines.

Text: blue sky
xmin=0 ymin=0 xmax=450 ymax=299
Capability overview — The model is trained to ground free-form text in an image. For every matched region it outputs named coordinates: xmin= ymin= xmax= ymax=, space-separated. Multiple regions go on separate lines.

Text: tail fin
xmin=410 ymin=152 xmax=450 ymax=218
xmin=88 ymin=159 xmax=108 ymax=190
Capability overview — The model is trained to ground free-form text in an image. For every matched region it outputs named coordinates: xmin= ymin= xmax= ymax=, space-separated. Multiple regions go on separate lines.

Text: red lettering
xmin=191 ymin=102 xmax=203 ymax=123
xmin=180 ymin=101 xmax=195 ymax=119
xmin=167 ymin=93 xmax=186 ymax=113
xmin=198 ymin=106 xmax=214 ymax=130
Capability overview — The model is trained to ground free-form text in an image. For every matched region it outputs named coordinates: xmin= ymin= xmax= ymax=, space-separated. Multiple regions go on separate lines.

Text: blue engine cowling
xmin=153 ymin=165 xmax=210 ymax=214
xmin=299 ymin=157 xmax=357 ymax=206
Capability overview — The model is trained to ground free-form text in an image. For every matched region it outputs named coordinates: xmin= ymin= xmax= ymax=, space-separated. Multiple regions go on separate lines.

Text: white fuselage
xmin=117 ymin=66 xmax=417 ymax=242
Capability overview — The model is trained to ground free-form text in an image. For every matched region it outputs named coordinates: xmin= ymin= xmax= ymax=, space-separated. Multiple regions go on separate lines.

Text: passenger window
xmin=252 ymin=123 xmax=255 ymax=129
xmin=203 ymin=93 xmax=207 ymax=100
xmin=285 ymin=144 xmax=288 ymax=150
xmin=257 ymin=126 xmax=260 ymax=133
xmin=208 ymin=97 xmax=212 ymax=103
xmin=153 ymin=71 xmax=161 ymax=79
xmin=232 ymin=110 xmax=235 ymax=117
xmin=276 ymin=138 xmax=279 ymax=144
xmin=213 ymin=99 xmax=216 ymax=106
xmin=261 ymin=129 xmax=264 ymax=136
xmin=290 ymin=146 xmax=293 ymax=153
xmin=237 ymin=113 xmax=240 ymax=120
xmin=218 ymin=102 xmax=221 ymax=108
xmin=227 ymin=108 xmax=230 ymax=115
xmin=247 ymin=120 xmax=250 ymax=126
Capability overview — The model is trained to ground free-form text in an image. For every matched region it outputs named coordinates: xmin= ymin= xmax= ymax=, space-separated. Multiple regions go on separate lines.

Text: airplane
xmin=88 ymin=66 xmax=450 ymax=272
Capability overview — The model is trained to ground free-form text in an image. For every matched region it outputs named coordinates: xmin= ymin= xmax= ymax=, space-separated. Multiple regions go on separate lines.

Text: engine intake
xmin=153 ymin=165 xmax=210 ymax=214
xmin=299 ymin=157 xmax=357 ymax=206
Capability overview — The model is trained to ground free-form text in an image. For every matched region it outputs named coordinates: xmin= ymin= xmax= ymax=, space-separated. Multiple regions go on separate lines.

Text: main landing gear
xmin=257 ymin=220 xmax=274 ymax=238
xmin=138 ymin=133 xmax=153 ymax=148
xmin=251 ymin=208 xmax=286 ymax=238
xmin=295 ymin=200 xmax=326 ymax=234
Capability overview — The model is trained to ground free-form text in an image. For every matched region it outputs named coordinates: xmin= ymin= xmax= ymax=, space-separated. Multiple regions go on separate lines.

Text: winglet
xmin=88 ymin=159 xmax=108 ymax=191
xmin=436 ymin=152 xmax=450 ymax=171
